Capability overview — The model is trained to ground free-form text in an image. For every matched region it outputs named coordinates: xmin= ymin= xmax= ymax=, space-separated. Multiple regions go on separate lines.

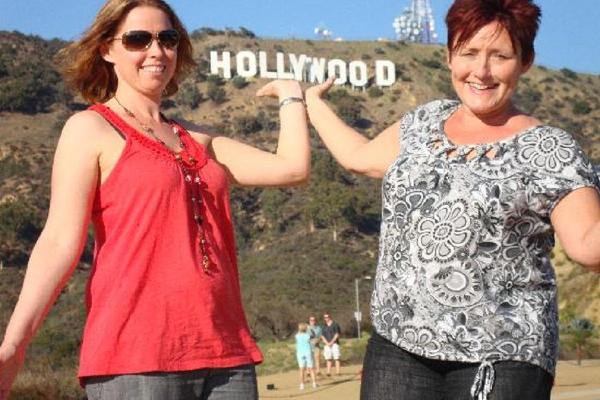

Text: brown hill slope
xmin=0 ymin=30 xmax=599 ymax=343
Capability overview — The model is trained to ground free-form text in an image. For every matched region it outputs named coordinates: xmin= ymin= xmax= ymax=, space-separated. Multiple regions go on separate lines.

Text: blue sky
xmin=0 ymin=0 xmax=598 ymax=74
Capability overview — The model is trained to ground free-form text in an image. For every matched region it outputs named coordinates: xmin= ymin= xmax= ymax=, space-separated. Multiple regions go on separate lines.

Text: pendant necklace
xmin=113 ymin=97 xmax=211 ymax=273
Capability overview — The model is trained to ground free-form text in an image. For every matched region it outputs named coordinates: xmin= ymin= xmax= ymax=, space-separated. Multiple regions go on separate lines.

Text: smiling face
xmin=448 ymin=21 xmax=531 ymax=121
xmin=102 ymin=6 xmax=177 ymax=99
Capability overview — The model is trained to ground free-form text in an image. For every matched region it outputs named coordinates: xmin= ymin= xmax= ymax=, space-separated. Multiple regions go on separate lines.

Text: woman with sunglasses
xmin=0 ymin=1 xmax=309 ymax=399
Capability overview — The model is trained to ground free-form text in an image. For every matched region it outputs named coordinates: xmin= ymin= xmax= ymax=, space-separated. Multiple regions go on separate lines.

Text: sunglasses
xmin=112 ymin=29 xmax=180 ymax=51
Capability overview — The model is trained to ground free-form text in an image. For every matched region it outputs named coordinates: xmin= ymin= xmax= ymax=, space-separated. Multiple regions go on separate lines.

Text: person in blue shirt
xmin=295 ymin=322 xmax=317 ymax=390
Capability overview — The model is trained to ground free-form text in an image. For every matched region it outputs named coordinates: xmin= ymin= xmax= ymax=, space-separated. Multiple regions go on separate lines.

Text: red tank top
xmin=78 ymin=104 xmax=262 ymax=379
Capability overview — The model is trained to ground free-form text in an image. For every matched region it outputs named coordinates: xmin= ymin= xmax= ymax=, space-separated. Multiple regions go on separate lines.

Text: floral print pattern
xmin=416 ymin=200 xmax=472 ymax=262
xmin=371 ymin=99 xmax=599 ymax=377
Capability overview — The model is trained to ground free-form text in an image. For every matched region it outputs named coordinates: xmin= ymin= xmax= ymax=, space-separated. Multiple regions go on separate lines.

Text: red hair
xmin=445 ymin=0 xmax=541 ymax=65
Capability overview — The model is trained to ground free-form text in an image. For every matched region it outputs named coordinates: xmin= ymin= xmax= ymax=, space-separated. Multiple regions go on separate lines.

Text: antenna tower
xmin=393 ymin=0 xmax=438 ymax=44
xmin=314 ymin=26 xmax=333 ymax=40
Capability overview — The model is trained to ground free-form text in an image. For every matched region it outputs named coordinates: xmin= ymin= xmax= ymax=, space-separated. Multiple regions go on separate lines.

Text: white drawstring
xmin=470 ymin=360 xmax=496 ymax=400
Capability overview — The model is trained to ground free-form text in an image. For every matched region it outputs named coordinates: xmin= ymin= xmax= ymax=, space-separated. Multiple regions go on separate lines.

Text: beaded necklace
xmin=114 ymin=97 xmax=211 ymax=272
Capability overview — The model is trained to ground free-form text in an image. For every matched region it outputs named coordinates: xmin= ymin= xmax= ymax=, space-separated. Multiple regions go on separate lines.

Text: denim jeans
xmin=84 ymin=364 xmax=257 ymax=400
xmin=360 ymin=332 xmax=553 ymax=400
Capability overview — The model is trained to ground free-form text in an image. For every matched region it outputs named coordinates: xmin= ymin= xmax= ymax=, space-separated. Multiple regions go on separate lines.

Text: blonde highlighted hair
xmin=58 ymin=0 xmax=195 ymax=104
xmin=298 ymin=322 xmax=308 ymax=333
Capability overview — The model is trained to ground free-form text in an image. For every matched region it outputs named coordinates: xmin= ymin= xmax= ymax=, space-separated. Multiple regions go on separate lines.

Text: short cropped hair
xmin=445 ymin=0 xmax=541 ymax=66
xmin=58 ymin=0 xmax=195 ymax=104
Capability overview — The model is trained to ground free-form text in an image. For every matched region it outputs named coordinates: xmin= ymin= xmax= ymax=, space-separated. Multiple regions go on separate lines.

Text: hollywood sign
xmin=210 ymin=51 xmax=397 ymax=88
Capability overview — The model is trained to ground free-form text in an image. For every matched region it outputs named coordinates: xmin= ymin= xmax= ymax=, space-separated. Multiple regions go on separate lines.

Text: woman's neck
xmin=459 ymin=103 xmax=521 ymax=128
xmin=113 ymin=87 xmax=163 ymax=122
xmin=445 ymin=102 xmax=540 ymax=144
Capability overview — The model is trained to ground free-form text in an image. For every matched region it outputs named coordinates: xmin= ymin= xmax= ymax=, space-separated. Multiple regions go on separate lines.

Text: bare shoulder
xmin=173 ymin=118 xmax=219 ymax=147
xmin=522 ymin=114 xmax=542 ymax=128
xmin=62 ymin=110 xmax=112 ymax=138
xmin=58 ymin=109 xmax=118 ymax=154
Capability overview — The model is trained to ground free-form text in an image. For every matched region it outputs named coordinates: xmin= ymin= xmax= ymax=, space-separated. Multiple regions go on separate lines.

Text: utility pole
xmin=354 ymin=276 xmax=372 ymax=339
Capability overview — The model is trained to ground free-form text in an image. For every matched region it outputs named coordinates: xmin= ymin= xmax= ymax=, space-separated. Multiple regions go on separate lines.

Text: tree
xmin=0 ymin=199 xmax=43 ymax=266
xmin=260 ymin=189 xmax=288 ymax=231
xmin=304 ymin=153 xmax=356 ymax=241
xmin=207 ymin=82 xmax=227 ymax=104
xmin=562 ymin=318 xmax=597 ymax=366
xmin=176 ymin=81 xmax=202 ymax=109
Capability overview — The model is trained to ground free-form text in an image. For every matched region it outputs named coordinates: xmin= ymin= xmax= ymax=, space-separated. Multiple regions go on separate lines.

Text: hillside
xmin=1 ymin=28 xmax=600 ymax=356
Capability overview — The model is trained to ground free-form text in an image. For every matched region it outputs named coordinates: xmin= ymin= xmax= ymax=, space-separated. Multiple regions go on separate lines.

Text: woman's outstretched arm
xmin=305 ymin=77 xmax=401 ymax=179
xmin=208 ymin=79 xmax=311 ymax=187
xmin=0 ymin=112 xmax=101 ymax=399
xmin=552 ymin=187 xmax=600 ymax=273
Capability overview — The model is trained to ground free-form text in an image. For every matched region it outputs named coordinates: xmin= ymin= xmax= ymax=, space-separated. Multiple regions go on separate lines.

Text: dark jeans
xmin=85 ymin=364 xmax=257 ymax=400
xmin=360 ymin=332 xmax=553 ymax=400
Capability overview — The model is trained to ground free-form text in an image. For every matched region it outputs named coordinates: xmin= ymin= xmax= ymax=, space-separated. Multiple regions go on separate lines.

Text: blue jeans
xmin=360 ymin=332 xmax=553 ymax=400
xmin=84 ymin=364 xmax=258 ymax=400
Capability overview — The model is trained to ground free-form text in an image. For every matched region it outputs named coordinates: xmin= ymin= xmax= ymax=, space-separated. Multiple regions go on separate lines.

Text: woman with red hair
xmin=306 ymin=0 xmax=600 ymax=399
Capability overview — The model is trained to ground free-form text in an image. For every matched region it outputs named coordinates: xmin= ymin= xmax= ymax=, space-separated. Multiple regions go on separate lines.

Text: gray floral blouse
xmin=371 ymin=99 xmax=599 ymax=398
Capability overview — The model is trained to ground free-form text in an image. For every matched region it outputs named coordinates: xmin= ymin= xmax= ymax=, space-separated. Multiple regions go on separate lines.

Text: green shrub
xmin=0 ymin=200 xmax=40 ymax=240
xmin=367 ymin=86 xmax=384 ymax=98
xmin=206 ymin=74 xmax=225 ymax=86
xmin=231 ymin=75 xmax=248 ymax=89
xmin=572 ymin=100 xmax=592 ymax=115
xmin=560 ymin=68 xmax=578 ymax=80
xmin=176 ymin=82 xmax=202 ymax=109
xmin=207 ymin=82 xmax=227 ymax=104
xmin=194 ymin=58 xmax=210 ymax=82
xmin=238 ymin=26 xmax=256 ymax=38
xmin=421 ymin=59 xmax=444 ymax=69
xmin=233 ymin=115 xmax=262 ymax=135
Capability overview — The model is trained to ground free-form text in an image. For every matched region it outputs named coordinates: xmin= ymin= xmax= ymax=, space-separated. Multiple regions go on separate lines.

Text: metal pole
xmin=355 ymin=278 xmax=360 ymax=339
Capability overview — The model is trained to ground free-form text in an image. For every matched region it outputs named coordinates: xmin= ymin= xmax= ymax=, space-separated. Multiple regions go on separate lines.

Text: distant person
xmin=305 ymin=0 xmax=600 ymax=399
xmin=295 ymin=323 xmax=317 ymax=390
xmin=0 ymin=0 xmax=310 ymax=399
xmin=307 ymin=315 xmax=323 ymax=375
xmin=321 ymin=313 xmax=342 ymax=376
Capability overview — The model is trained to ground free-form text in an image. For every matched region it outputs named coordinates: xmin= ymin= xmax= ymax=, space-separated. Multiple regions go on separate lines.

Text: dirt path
xmin=257 ymin=360 xmax=600 ymax=400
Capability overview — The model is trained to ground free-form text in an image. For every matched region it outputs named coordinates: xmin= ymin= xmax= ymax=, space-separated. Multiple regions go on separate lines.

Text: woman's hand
xmin=256 ymin=79 xmax=303 ymax=100
xmin=303 ymin=75 xmax=401 ymax=178
xmin=305 ymin=76 xmax=335 ymax=103
xmin=0 ymin=343 xmax=25 ymax=400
